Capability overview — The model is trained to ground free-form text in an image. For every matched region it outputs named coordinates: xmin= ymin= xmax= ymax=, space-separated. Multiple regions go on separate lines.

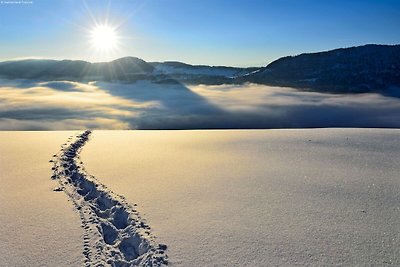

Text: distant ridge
xmin=243 ymin=44 xmax=400 ymax=94
xmin=0 ymin=44 xmax=399 ymax=96
xmin=0 ymin=56 xmax=153 ymax=81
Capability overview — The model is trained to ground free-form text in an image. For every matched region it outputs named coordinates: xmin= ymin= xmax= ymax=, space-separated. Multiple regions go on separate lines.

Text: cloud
xmin=0 ymin=80 xmax=157 ymax=130
xmin=187 ymin=83 xmax=400 ymax=128
xmin=0 ymin=118 xmax=130 ymax=130
xmin=0 ymin=80 xmax=399 ymax=130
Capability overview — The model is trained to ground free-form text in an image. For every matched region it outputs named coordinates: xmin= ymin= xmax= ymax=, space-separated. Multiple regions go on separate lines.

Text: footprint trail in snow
xmin=50 ymin=130 xmax=168 ymax=266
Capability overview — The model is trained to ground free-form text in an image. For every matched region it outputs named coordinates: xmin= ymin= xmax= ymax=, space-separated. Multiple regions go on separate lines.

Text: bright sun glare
xmin=90 ymin=25 xmax=118 ymax=51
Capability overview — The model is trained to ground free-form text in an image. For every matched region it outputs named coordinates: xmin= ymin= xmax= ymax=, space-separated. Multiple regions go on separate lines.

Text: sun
xmin=90 ymin=24 xmax=118 ymax=51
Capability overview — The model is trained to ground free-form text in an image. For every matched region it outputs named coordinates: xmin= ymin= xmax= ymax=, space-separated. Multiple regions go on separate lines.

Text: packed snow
xmin=50 ymin=131 xmax=167 ymax=266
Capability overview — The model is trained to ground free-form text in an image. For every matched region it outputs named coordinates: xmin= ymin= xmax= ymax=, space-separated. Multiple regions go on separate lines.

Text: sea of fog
xmin=0 ymin=79 xmax=399 ymax=130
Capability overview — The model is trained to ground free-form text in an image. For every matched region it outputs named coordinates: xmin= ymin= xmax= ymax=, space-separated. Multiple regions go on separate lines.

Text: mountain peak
xmin=111 ymin=56 xmax=146 ymax=63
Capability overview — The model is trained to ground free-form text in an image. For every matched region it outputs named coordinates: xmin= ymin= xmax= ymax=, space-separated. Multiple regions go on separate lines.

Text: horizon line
xmin=1 ymin=43 xmax=398 ymax=68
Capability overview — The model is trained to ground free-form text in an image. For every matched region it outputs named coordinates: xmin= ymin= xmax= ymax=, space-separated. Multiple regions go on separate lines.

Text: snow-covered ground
xmin=0 ymin=131 xmax=83 ymax=267
xmin=1 ymin=129 xmax=399 ymax=266
xmin=81 ymin=129 xmax=400 ymax=266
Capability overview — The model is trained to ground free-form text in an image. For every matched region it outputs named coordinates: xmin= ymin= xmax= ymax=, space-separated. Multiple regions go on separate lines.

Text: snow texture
xmin=81 ymin=129 xmax=400 ymax=266
xmin=0 ymin=131 xmax=83 ymax=267
xmin=50 ymin=131 xmax=168 ymax=266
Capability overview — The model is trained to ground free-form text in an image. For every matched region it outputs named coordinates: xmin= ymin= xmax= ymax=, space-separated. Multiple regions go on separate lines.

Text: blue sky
xmin=0 ymin=0 xmax=399 ymax=66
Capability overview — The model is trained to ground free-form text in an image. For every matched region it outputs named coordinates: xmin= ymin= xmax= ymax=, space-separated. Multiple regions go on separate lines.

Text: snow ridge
xmin=50 ymin=131 xmax=168 ymax=266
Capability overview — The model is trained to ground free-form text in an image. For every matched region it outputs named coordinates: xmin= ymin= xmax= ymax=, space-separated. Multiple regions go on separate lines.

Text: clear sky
xmin=0 ymin=0 xmax=399 ymax=66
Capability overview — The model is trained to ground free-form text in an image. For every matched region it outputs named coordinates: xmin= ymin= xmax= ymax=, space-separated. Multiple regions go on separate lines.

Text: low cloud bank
xmin=188 ymin=84 xmax=400 ymax=128
xmin=0 ymin=80 xmax=399 ymax=130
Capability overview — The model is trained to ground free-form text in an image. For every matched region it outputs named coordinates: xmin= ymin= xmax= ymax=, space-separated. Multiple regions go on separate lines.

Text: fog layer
xmin=0 ymin=80 xmax=399 ymax=130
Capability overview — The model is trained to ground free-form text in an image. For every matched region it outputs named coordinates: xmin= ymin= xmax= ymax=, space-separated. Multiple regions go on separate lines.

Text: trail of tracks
xmin=51 ymin=131 xmax=168 ymax=267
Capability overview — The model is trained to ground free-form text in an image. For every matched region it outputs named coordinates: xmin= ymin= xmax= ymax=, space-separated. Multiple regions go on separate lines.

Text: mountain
xmin=0 ymin=44 xmax=399 ymax=96
xmin=0 ymin=57 xmax=154 ymax=81
xmin=242 ymin=44 xmax=400 ymax=95
xmin=151 ymin=61 xmax=255 ymax=78
xmin=0 ymin=59 xmax=89 ymax=79
xmin=150 ymin=61 xmax=257 ymax=85
xmin=0 ymin=57 xmax=252 ymax=84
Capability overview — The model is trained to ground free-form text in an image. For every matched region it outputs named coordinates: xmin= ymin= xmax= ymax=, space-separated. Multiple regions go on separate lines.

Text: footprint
xmin=50 ymin=130 xmax=168 ymax=266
